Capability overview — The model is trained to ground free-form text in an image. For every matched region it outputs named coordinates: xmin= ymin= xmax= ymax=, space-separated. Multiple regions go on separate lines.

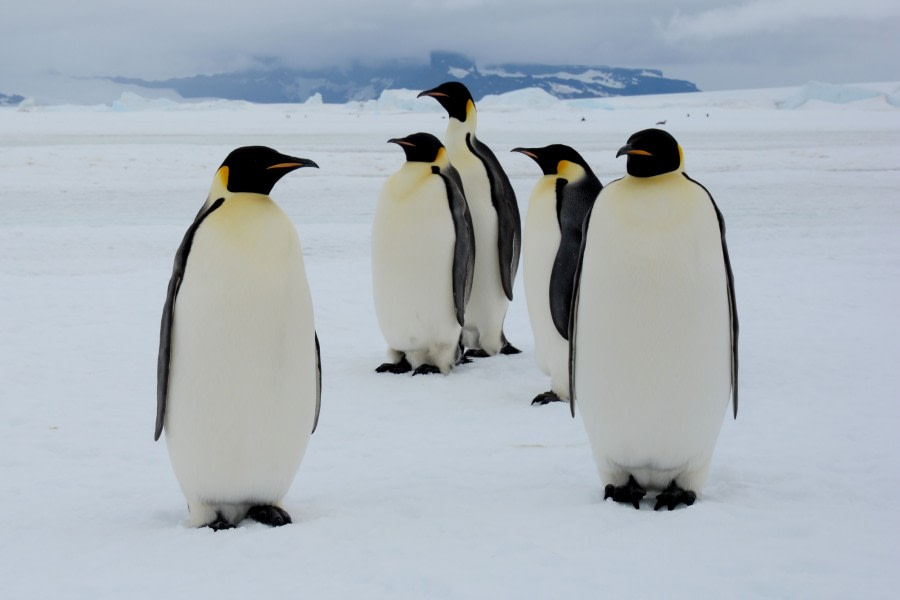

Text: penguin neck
xmin=444 ymin=113 xmax=478 ymax=157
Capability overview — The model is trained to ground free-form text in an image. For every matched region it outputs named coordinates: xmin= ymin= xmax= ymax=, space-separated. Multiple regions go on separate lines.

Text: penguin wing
xmin=438 ymin=165 xmax=475 ymax=326
xmin=685 ymin=174 xmax=739 ymax=418
xmin=468 ymin=134 xmax=521 ymax=300
xmin=567 ymin=201 xmax=597 ymax=418
xmin=312 ymin=333 xmax=322 ymax=434
xmin=550 ymin=177 xmax=602 ymax=339
xmin=155 ymin=198 xmax=225 ymax=441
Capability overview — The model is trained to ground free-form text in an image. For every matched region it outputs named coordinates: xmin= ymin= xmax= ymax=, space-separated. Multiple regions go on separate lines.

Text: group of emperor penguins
xmin=155 ymin=81 xmax=739 ymax=530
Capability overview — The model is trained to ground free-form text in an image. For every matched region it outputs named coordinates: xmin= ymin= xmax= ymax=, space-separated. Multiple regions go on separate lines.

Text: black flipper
xmin=653 ymin=481 xmax=697 ymax=511
xmin=567 ymin=200 xmax=597 ymax=418
xmin=155 ymin=197 xmax=225 ymax=441
xmin=684 ymin=174 xmax=739 ymax=418
xmin=247 ymin=505 xmax=292 ymax=527
xmin=549 ymin=169 xmax=601 ymax=339
xmin=603 ymin=475 xmax=647 ymax=509
xmin=467 ymin=133 xmax=520 ymax=301
xmin=436 ymin=164 xmax=475 ymax=327
xmin=312 ymin=333 xmax=322 ymax=434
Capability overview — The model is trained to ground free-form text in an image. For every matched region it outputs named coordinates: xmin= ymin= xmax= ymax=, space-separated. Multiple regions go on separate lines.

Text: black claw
xmin=531 ymin=391 xmax=563 ymax=405
xmin=500 ymin=342 xmax=521 ymax=355
xmin=247 ymin=505 xmax=292 ymax=527
xmin=412 ymin=364 xmax=441 ymax=376
xmin=205 ymin=513 xmax=235 ymax=531
xmin=457 ymin=354 xmax=473 ymax=365
xmin=464 ymin=349 xmax=490 ymax=359
xmin=375 ymin=357 xmax=412 ymax=374
xmin=653 ymin=481 xmax=697 ymax=511
xmin=603 ymin=475 xmax=646 ymax=509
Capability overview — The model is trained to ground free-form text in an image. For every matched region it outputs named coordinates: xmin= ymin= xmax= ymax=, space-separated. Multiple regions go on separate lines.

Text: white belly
xmin=523 ymin=177 xmax=568 ymax=396
xmin=574 ymin=174 xmax=731 ymax=491
xmin=165 ymin=195 xmax=317 ymax=518
xmin=372 ymin=167 xmax=460 ymax=369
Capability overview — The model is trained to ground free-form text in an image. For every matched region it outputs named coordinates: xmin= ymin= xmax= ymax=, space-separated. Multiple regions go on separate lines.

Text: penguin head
xmin=616 ymin=129 xmax=683 ymax=178
xmin=216 ymin=146 xmax=319 ymax=196
xmin=512 ymin=144 xmax=592 ymax=179
xmin=388 ymin=132 xmax=447 ymax=165
xmin=418 ymin=81 xmax=474 ymax=122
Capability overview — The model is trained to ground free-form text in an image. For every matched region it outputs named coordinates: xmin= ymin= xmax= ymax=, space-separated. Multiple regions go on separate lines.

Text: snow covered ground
xmin=2 ymin=82 xmax=899 ymax=599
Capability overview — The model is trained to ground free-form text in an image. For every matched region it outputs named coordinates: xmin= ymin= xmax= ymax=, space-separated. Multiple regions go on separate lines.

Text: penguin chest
xmin=372 ymin=170 xmax=458 ymax=346
xmin=575 ymin=176 xmax=731 ymax=469
xmin=523 ymin=178 xmax=562 ymax=371
xmin=166 ymin=196 xmax=317 ymax=500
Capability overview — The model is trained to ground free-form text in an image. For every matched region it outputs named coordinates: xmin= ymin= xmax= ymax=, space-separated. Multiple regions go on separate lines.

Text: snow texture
xmin=1 ymin=82 xmax=899 ymax=599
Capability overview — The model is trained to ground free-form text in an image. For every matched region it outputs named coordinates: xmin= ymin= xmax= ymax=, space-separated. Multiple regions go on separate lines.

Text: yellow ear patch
xmin=557 ymin=160 xmax=586 ymax=181
xmin=466 ymin=99 xmax=475 ymax=118
xmin=435 ymin=147 xmax=447 ymax=165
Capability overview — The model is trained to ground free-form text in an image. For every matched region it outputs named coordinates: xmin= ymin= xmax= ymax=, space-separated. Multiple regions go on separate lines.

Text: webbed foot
xmin=531 ymin=391 xmax=563 ymax=405
xmin=412 ymin=364 xmax=441 ymax=376
xmin=247 ymin=505 xmax=292 ymax=527
xmin=500 ymin=342 xmax=521 ymax=355
xmin=653 ymin=481 xmax=697 ymax=511
xmin=603 ymin=475 xmax=646 ymax=509
xmin=205 ymin=513 xmax=236 ymax=531
xmin=375 ymin=357 xmax=412 ymax=374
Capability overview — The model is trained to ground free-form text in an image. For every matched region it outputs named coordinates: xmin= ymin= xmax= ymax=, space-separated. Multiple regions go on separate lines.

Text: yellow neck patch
xmin=557 ymin=160 xmax=586 ymax=182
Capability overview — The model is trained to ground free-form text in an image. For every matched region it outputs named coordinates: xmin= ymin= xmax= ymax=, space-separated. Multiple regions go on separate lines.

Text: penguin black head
xmin=616 ymin=129 xmax=682 ymax=178
xmin=512 ymin=144 xmax=591 ymax=177
xmin=388 ymin=132 xmax=446 ymax=164
xmin=219 ymin=146 xmax=319 ymax=195
xmin=418 ymin=81 xmax=474 ymax=122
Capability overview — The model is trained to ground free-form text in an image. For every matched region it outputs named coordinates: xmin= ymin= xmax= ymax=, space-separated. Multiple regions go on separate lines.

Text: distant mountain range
xmin=104 ymin=51 xmax=698 ymax=104
xmin=0 ymin=92 xmax=25 ymax=106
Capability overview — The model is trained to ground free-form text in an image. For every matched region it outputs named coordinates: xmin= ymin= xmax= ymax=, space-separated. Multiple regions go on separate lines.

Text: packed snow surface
xmin=2 ymin=83 xmax=899 ymax=599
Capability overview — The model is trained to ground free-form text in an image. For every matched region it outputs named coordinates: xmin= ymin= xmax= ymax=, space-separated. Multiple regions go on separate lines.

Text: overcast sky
xmin=2 ymin=0 xmax=898 ymax=97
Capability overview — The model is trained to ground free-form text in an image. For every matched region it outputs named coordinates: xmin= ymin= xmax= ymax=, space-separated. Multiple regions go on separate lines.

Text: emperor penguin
xmin=569 ymin=129 xmax=738 ymax=510
xmin=418 ymin=81 xmax=521 ymax=358
xmin=372 ymin=132 xmax=474 ymax=375
xmin=512 ymin=144 xmax=601 ymax=406
xmin=156 ymin=146 xmax=321 ymax=530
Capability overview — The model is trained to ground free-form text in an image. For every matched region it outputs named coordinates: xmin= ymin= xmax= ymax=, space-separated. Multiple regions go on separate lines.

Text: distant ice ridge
xmin=10 ymin=81 xmax=898 ymax=113
xmin=776 ymin=81 xmax=899 ymax=109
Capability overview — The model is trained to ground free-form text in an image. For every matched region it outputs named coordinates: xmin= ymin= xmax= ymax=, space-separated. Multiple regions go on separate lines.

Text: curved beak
xmin=267 ymin=157 xmax=319 ymax=170
xmin=387 ymin=138 xmax=415 ymax=147
xmin=511 ymin=147 xmax=539 ymax=160
xmin=417 ymin=88 xmax=447 ymax=99
xmin=616 ymin=144 xmax=652 ymax=158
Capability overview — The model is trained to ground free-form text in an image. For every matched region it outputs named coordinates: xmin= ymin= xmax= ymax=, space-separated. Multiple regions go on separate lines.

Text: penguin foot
xmin=205 ymin=513 xmax=236 ymax=531
xmin=500 ymin=342 xmax=522 ymax=355
xmin=603 ymin=475 xmax=646 ymax=509
xmin=247 ymin=505 xmax=292 ymax=527
xmin=653 ymin=481 xmax=697 ymax=511
xmin=457 ymin=354 xmax=473 ymax=365
xmin=531 ymin=391 xmax=563 ymax=405
xmin=412 ymin=364 xmax=441 ymax=376
xmin=375 ymin=357 xmax=412 ymax=374
xmin=464 ymin=349 xmax=490 ymax=359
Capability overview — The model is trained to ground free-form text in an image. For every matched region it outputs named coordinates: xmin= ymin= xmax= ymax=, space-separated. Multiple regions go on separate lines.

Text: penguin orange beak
xmin=616 ymin=144 xmax=653 ymax=158
xmin=267 ymin=158 xmax=319 ymax=170
xmin=511 ymin=147 xmax=539 ymax=160
xmin=388 ymin=138 xmax=416 ymax=147
xmin=417 ymin=90 xmax=449 ymax=99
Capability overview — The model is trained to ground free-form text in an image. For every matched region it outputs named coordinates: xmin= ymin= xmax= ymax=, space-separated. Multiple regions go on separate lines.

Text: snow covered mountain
xmin=106 ymin=51 xmax=699 ymax=104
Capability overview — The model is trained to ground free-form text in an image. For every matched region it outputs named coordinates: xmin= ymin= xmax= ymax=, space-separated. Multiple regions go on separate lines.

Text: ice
xmin=1 ymin=81 xmax=899 ymax=599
